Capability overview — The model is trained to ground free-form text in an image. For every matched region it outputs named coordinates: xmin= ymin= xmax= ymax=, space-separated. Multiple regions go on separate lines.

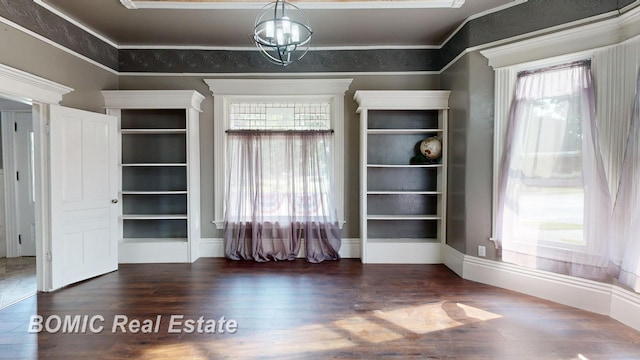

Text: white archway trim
xmin=0 ymin=63 xmax=72 ymax=104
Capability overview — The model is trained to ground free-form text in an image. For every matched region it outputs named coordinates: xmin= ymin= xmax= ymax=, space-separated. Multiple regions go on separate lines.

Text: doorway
xmin=0 ymin=98 xmax=37 ymax=308
xmin=0 ymin=62 xmax=119 ymax=293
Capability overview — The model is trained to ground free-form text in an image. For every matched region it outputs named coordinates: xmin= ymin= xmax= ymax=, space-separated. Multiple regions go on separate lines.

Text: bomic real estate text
xmin=28 ymin=314 xmax=238 ymax=334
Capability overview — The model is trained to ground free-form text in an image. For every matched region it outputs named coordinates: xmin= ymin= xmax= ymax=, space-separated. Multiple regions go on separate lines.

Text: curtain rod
xmin=517 ymin=59 xmax=591 ymax=77
xmin=226 ymin=129 xmax=334 ymax=134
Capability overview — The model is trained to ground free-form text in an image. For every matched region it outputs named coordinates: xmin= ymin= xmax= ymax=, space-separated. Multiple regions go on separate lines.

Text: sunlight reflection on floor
xmin=373 ymin=301 xmax=502 ymax=334
xmin=334 ymin=316 xmax=403 ymax=343
xmin=149 ymin=301 xmax=505 ymax=358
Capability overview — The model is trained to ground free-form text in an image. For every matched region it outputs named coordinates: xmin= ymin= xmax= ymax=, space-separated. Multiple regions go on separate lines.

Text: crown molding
xmin=204 ymin=78 xmax=353 ymax=95
xmin=119 ymin=0 xmax=465 ymax=10
xmin=481 ymin=4 xmax=640 ymax=69
xmin=7 ymin=0 xmax=637 ymax=74
xmin=354 ymin=90 xmax=450 ymax=112
xmin=0 ymin=63 xmax=72 ymax=104
xmin=119 ymin=0 xmax=137 ymax=9
xmin=101 ymin=90 xmax=205 ymax=111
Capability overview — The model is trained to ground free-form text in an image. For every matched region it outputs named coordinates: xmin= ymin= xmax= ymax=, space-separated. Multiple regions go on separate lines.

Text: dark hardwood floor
xmin=1 ymin=258 xmax=639 ymax=359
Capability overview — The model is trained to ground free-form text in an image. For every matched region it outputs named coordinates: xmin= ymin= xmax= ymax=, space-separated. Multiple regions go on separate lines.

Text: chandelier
xmin=253 ymin=0 xmax=312 ymax=66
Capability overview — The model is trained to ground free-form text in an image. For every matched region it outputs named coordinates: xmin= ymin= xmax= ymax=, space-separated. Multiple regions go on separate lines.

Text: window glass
xmin=230 ymin=102 xmax=331 ymax=130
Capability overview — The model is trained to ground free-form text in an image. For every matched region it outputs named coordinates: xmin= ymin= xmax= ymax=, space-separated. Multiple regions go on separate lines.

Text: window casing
xmin=500 ymin=62 xmax=591 ymax=251
xmin=488 ymin=52 xmax=596 ymax=244
xmin=205 ymin=78 xmax=353 ymax=229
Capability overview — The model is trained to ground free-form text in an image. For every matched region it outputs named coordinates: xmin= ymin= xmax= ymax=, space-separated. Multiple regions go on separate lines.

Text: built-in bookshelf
xmin=102 ymin=90 xmax=204 ymax=263
xmin=354 ymin=90 xmax=450 ymax=263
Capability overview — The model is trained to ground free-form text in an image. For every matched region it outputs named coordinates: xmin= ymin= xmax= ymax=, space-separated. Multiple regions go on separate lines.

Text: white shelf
xmin=367 ymin=164 xmax=443 ymax=168
xmin=367 ymin=215 xmax=442 ymax=221
xmin=121 ymin=129 xmax=187 ymax=134
xmin=363 ymin=241 xmax=443 ymax=264
xmin=367 ymin=129 xmax=444 ymax=134
xmin=104 ymin=89 xmax=204 ymax=264
xmin=367 ymin=190 xmax=442 ymax=195
xmin=367 ymin=238 xmax=441 ymax=243
xmin=356 ymin=90 xmax=450 ymax=264
xmin=121 ymin=237 xmax=188 ymax=243
xmin=118 ymin=239 xmax=189 ymax=264
xmin=121 ymin=163 xmax=187 ymax=167
xmin=122 ymin=191 xmax=188 ymax=195
xmin=122 ymin=214 xmax=188 ymax=220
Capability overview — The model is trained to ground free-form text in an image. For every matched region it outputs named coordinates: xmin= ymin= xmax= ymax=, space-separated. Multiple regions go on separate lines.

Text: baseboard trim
xmin=442 ymin=245 xmax=640 ymax=331
xmin=198 ymin=240 xmax=640 ymax=330
xmin=442 ymin=243 xmax=464 ymax=277
xmin=611 ymin=285 xmax=640 ymax=331
xmin=199 ymin=238 xmax=361 ymax=259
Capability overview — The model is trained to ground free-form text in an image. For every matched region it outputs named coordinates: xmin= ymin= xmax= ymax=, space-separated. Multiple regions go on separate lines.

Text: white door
xmin=15 ymin=113 xmax=37 ymax=256
xmin=49 ymin=105 xmax=118 ymax=290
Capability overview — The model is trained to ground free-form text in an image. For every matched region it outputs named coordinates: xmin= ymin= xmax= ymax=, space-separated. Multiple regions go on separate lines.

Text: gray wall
xmin=119 ymin=74 xmax=440 ymax=239
xmin=441 ymin=51 xmax=496 ymax=260
xmin=0 ymin=16 xmax=444 ymax=242
xmin=0 ymin=14 xmax=496 ymax=257
xmin=0 ymin=23 xmax=118 ymax=112
xmin=1 ymin=0 xmax=637 ymax=261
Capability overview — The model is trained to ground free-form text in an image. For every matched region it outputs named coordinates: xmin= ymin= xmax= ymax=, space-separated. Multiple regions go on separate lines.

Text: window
xmin=506 ymin=75 xmax=584 ymax=247
xmin=496 ymin=60 xmax=611 ymax=278
xmin=230 ymin=101 xmax=331 ymax=130
xmin=205 ymin=78 xmax=353 ymax=229
xmin=481 ymin=14 xmax=640 ymax=288
xmin=226 ymin=100 xmax=334 ymax=222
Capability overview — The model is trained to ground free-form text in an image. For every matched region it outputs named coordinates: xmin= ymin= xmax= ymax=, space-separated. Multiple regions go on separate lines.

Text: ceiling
xmin=40 ymin=0 xmax=520 ymax=48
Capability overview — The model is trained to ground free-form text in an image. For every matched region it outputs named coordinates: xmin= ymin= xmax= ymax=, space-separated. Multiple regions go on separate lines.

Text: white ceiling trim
xmin=440 ymin=0 xmax=527 ymax=47
xmin=34 ymin=0 xmax=525 ymax=51
xmin=119 ymin=71 xmax=440 ymax=77
xmin=116 ymin=44 xmax=441 ymax=51
xmin=480 ymin=8 xmax=636 ymax=69
xmin=120 ymin=0 xmax=465 ymax=10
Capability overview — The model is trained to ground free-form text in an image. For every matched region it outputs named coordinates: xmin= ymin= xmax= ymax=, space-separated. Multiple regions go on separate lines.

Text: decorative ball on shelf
xmin=420 ymin=137 xmax=442 ymax=161
xmin=410 ymin=136 xmax=442 ymax=165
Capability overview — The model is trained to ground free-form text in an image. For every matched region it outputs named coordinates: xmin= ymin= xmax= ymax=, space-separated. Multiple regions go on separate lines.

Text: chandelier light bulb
xmin=282 ymin=16 xmax=291 ymax=35
xmin=252 ymin=0 xmax=312 ymax=66
xmin=266 ymin=20 xmax=275 ymax=39
xmin=292 ymin=25 xmax=300 ymax=42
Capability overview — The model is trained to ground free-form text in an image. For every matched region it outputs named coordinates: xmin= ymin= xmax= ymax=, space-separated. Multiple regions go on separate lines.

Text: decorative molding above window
xmin=480 ymin=4 xmax=640 ymax=69
xmin=205 ymin=78 xmax=353 ymax=229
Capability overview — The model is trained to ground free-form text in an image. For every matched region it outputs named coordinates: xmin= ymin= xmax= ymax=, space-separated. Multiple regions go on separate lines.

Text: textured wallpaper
xmin=0 ymin=0 xmax=117 ymax=69
xmin=0 ymin=0 xmax=631 ymax=73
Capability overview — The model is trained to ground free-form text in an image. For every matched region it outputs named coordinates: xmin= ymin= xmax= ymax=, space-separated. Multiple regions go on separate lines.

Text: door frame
xmin=1 ymin=107 xmax=34 ymax=258
xmin=0 ymin=63 xmax=73 ymax=292
xmin=1 ymin=110 xmax=22 ymax=258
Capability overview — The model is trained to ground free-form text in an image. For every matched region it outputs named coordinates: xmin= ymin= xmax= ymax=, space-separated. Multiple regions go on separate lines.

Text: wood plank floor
xmin=1 ymin=258 xmax=639 ymax=359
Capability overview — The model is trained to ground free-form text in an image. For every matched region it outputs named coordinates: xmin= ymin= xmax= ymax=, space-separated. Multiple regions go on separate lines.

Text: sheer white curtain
xmin=592 ymin=37 xmax=640 ymax=205
xmin=223 ymin=131 xmax=341 ymax=263
xmin=592 ymin=38 xmax=640 ymax=290
xmin=612 ymin=72 xmax=640 ymax=291
xmin=497 ymin=61 xmax=612 ymax=279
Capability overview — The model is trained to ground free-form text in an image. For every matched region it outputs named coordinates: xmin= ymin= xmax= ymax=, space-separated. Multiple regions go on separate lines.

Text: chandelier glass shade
xmin=253 ymin=0 xmax=312 ymax=66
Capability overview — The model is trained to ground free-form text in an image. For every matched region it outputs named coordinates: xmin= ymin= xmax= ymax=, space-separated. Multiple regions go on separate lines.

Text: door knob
xmin=111 ymin=199 xmax=118 ymax=204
